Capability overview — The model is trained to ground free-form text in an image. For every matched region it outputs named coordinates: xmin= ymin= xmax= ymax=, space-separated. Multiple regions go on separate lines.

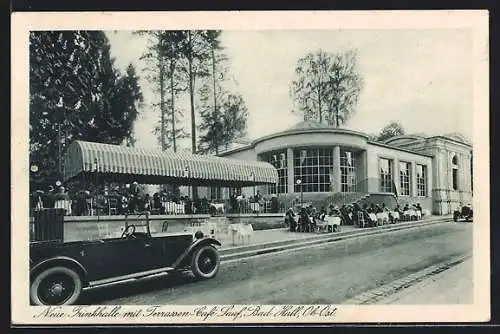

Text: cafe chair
xmin=357 ymin=212 xmax=366 ymax=228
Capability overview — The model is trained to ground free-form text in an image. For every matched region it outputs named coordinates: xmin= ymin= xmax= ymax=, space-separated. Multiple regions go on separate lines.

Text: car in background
xmin=453 ymin=204 xmax=473 ymax=222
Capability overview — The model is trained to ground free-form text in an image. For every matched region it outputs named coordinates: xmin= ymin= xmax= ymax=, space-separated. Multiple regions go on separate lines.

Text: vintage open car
xmin=453 ymin=204 xmax=473 ymax=222
xmin=29 ymin=212 xmax=221 ymax=305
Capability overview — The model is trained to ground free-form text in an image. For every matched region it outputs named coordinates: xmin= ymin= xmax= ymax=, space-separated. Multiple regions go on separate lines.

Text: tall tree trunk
xmin=57 ymin=123 xmax=62 ymax=179
xmin=211 ymin=47 xmax=218 ymax=155
xmin=188 ymin=31 xmax=196 ymax=154
xmin=318 ymin=82 xmax=322 ymax=124
xmin=159 ymin=50 xmax=165 ymax=151
xmin=187 ymin=31 xmax=198 ymax=200
xmin=170 ymin=61 xmax=177 ymax=152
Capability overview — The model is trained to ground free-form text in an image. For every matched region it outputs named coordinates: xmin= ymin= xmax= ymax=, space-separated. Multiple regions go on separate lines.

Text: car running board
xmin=86 ymin=267 xmax=175 ymax=289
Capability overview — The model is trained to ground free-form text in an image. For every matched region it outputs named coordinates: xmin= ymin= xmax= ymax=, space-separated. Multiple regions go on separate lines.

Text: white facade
xmin=216 ymin=121 xmax=472 ymax=215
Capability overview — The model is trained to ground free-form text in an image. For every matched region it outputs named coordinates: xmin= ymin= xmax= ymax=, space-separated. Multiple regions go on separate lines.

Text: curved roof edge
xmin=252 ymin=127 xmax=371 ymax=146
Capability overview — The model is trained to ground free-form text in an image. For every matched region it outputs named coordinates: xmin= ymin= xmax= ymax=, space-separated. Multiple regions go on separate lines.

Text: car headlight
xmin=194 ymin=231 xmax=204 ymax=239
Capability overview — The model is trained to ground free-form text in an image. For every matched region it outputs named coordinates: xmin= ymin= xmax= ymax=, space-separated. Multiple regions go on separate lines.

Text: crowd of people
xmin=284 ymin=201 xmax=425 ymax=233
xmin=30 ymin=182 xmax=217 ymax=216
xmin=228 ymin=190 xmax=280 ymax=214
xmin=30 ymin=182 xmax=284 ymax=217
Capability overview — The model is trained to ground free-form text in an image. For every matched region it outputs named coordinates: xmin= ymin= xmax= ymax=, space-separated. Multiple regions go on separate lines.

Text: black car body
xmin=29 ymin=213 xmax=221 ymax=305
xmin=453 ymin=204 xmax=473 ymax=222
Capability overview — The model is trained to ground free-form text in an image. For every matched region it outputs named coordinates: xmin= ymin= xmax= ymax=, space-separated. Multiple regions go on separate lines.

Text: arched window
xmin=451 ymin=154 xmax=459 ymax=191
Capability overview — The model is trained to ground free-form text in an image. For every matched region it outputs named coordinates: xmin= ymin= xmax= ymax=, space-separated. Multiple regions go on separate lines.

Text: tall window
xmin=265 ymin=151 xmax=288 ymax=194
xmin=210 ymin=186 xmax=222 ymax=201
xmin=379 ymin=158 xmax=393 ymax=193
xmin=452 ymin=154 xmax=459 ymax=191
xmin=416 ymin=164 xmax=427 ymax=197
xmin=340 ymin=150 xmax=357 ymax=192
xmin=294 ymin=148 xmax=333 ymax=192
xmin=399 ymin=161 xmax=411 ymax=196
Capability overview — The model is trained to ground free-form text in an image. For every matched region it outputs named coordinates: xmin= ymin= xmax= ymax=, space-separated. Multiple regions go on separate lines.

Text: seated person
xmin=323 ymin=211 xmax=341 ymax=232
xmin=318 ymin=208 xmax=327 ymax=221
xmin=368 ymin=203 xmax=376 ymax=214
xmin=297 ymin=207 xmax=310 ymax=232
xmin=363 ymin=204 xmax=377 ymax=227
xmin=285 ymin=208 xmax=297 ymax=231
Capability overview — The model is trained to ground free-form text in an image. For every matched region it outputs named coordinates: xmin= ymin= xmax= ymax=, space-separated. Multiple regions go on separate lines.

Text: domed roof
xmin=286 ymin=120 xmax=333 ymax=131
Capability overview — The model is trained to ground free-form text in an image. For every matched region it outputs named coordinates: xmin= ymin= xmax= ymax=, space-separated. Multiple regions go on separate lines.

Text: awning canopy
xmin=63 ymin=140 xmax=278 ymax=187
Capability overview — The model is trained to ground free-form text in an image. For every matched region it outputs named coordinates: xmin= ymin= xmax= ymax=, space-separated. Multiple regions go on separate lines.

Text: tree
xmin=196 ymin=31 xmax=247 ymax=155
xmin=290 ymin=49 xmax=363 ymax=127
xmin=198 ymin=89 xmax=248 ymax=155
xmin=376 ymin=121 xmax=405 ymax=142
xmin=136 ymin=31 xmax=188 ymax=151
xmin=177 ymin=30 xmax=220 ymax=154
xmin=29 ymin=31 xmax=143 ymax=187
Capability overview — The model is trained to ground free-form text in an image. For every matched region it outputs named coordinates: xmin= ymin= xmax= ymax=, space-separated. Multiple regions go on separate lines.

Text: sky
xmin=106 ymin=29 xmax=473 ymax=150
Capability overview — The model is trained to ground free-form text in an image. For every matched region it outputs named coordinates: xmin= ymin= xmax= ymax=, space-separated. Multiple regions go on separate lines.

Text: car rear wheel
xmin=30 ymin=266 xmax=82 ymax=305
xmin=191 ymin=245 xmax=220 ymax=279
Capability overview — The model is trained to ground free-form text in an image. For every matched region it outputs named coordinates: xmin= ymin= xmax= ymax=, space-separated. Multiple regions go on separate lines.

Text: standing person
xmin=270 ymin=194 xmax=279 ymax=213
xmin=43 ymin=185 xmax=55 ymax=209
xmin=54 ymin=186 xmax=72 ymax=215
xmin=229 ymin=190 xmax=237 ymax=213
xmin=236 ymin=192 xmax=243 ymax=213
xmin=74 ymin=190 xmax=88 ymax=216
xmin=129 ymin=181 xmax=145 ymax=212
xmin=415 ymin=203 xmax=423 ymax=215
xmin=33 ymin=190 xmax=44 ymax=211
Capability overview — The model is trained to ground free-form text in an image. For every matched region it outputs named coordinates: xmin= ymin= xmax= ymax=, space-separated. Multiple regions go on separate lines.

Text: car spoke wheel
xmin=191 ymin=245 xmax=220 ymax=279
xmin=31 ymin=266 xmax=82 ymax=305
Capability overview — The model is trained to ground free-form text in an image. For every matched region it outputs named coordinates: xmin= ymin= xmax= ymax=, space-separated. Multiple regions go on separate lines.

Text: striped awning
xmin=63 ymin=141 xmax=278 ymax=186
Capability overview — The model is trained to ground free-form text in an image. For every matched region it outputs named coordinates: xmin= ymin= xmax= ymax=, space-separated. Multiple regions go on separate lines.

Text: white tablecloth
xmin=54 ymin=199 xmax=72 ymax=215
xmin=163 ymin=202 xmax=185 ymax=214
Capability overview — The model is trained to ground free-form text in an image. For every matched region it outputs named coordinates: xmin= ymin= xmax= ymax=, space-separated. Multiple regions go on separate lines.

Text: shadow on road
xmin=80 ymin=271 xmax=200 ymax=304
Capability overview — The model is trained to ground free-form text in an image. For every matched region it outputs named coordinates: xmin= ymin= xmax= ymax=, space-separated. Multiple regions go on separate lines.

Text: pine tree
xmin=197 ymin=40 xmax=248 ymax=155
xmin=29 ymin=31 xmax=143 ymax=188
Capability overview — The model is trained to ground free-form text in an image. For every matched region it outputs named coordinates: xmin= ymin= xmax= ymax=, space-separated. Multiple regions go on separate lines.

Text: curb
xmin=340 ymin=253 xmax=472 ymax=305
xmin=220 ymin=216 xmax=453 ymax=262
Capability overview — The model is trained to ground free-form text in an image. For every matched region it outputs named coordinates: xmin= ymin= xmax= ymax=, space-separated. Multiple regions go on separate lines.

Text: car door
xmin=146 ymin=233 xmax=194 ymax=269
xmin=80 ymin=238 xmax=155 ymax=281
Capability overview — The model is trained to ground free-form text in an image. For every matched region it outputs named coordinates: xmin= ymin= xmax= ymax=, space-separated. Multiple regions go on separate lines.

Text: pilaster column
xmin=393 ymin=158 xmax=400 ymax=195
xmin=411 ymin=162 xmax=417 ymax=197
xmin=287 ymin=148 xmax=294 ymax=193
xmin=332 ymin=146 xmax=341 ymax=193
xmin=461 ymin=154 xmax=468 ymax=192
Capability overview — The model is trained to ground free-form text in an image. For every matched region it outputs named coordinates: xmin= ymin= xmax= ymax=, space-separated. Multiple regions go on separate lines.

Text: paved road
xmin=86 ymin=221 xmax=472 ymax=305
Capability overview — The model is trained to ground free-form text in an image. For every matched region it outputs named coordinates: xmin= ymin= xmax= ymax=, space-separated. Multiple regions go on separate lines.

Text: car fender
xmin=30 ymin=256 xmax=88 ymax=282
xmin=172 ymin=237 xmax=221 ymax=269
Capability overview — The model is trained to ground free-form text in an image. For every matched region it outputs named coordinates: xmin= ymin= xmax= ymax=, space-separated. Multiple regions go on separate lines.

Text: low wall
xmin=56 ymin=213 xmax=286 ymax=242
xmin=63 ymin=214 xmax=210 ymax=242
xmin=224 ymin=213 xmax=285 ymax=230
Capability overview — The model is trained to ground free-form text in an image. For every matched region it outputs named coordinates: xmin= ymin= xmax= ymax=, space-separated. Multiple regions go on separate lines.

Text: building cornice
xmin=367 ymin=141 xmax=434 ymax=157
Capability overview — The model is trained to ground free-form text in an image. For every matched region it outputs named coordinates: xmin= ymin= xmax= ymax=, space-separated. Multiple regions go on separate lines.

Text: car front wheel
xmin=30 ymin=266 xmax=82 ymax=305
xmin=191 ymin=245 xmax=220 ymax=279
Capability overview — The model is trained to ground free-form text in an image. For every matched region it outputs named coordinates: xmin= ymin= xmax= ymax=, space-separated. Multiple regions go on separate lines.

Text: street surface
xmin=87 ymin=221 xmax=472 ymax=305
xmin=376 ymin=257 xmax=473 ymax=304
